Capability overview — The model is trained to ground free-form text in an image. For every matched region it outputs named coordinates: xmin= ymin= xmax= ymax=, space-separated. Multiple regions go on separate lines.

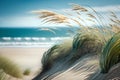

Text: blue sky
xmin=0 ymin=0 xmax=120 ymax=27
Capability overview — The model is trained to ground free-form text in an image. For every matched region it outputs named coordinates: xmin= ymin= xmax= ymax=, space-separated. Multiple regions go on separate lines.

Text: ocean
xmin=0 ymin=27 xmax=76 ymax=47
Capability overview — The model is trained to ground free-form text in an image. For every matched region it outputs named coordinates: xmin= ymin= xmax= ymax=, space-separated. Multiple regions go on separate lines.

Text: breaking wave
xmin=0 ymin=37 xmax=70 ymax=47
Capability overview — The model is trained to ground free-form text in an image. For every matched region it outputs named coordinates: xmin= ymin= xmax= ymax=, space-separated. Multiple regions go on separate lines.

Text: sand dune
xmin=0 ymin=47 xmax=48 ymax=80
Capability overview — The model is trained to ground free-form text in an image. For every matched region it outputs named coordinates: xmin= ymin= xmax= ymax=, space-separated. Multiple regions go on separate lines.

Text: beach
xmin=0 ymin=47 xmax=48 ymax=80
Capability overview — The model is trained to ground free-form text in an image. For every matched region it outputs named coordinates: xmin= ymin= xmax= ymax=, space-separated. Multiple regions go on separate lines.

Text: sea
xmin=0 ymin=27 xmax=77 ymax=48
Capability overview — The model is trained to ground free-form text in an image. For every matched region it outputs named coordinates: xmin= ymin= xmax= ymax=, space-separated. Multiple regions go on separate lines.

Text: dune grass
xmin=0 ymin=56 xmax=23 ymax=79
xmin=33 ymin=3 xmax=120 ymax=80
xmin=70 ymin=30 xmax=104 ymax=61
xmin=73 ymin=31 xmax=103 ymax=51
xmin=23 ymin=68 xmax=31 ymax=76
xmin=41 ymin=39 xmax=73 ymax=70
xmin=0 ymin=70 xmax=7 ymax=80
xmin=100 ymin=32 xmax=120 ymax=73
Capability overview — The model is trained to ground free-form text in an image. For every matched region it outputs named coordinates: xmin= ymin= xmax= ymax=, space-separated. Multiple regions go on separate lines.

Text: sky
xmin=0 ymin=0 xmax=120 ymax=27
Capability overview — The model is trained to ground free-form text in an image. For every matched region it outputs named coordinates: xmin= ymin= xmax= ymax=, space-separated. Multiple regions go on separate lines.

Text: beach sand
xmin=0 ymin=47 xmax=119 ymax=80
xmin=0 ymin=47 xmax=48 ymax=80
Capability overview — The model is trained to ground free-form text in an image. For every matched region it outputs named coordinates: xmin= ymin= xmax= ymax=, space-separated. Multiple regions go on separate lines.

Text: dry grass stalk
xmin=87 ymin=14 xmax=96 ymax=19
xmin=70 ymin=3 xmax=88 ymax=12
xmin=32 ymin=10 xmax=69 ymax=24
xmin=40 ymin=27 xmax=56 ymax=34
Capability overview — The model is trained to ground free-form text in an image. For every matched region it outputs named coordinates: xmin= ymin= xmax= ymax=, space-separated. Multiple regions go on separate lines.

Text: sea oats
xmin=87 ymin=14 xmax=96 ymax=19
xmin=76 ymin=12 xmax=81 ymax=15
xmin=112 ymin=25 xmax=120 ymax=33
xmin=40 ymin=27 xmax=56 ymax=34
xmin=110 ymin=18 xmax=120 ymax=25
xmin=77 ymin=16 xmax=84 ymax=22
xmin=110 ymin=11 xmax=118 ymax=18
xmin=71 ymin=18 xmax=84 ymax=27
xmin=32 ymin=10 xmax=69 ymax=24
xmin=87 ymin=18 xmax=95 ymax=23
xmin=70 ymin=3 xmax=88 ymax=12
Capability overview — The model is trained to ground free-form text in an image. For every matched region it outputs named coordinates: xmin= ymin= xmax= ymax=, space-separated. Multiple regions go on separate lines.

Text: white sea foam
xmin=0 ymin=37 xmax=71 ymax=47
xmin=2 ymin=37 xmax=11 ymax=41
xmin=24 ymin=37 xmax=32 ymax=41
xmin=1 ymin=37 xmax=70 ymax=41
xmin=14 ymin=37 xmax=22 ymax=41
xmin=31 ymin=37 xmax=40 ymax=41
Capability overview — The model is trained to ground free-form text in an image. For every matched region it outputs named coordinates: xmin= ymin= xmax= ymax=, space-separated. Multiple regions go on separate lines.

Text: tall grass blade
xmin=100 ymin=32 xmax=120 ymax=73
